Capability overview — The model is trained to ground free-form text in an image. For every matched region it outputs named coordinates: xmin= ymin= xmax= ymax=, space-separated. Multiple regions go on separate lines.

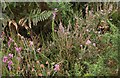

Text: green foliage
xmin=107 ymin=19 xmax=118 ymax=34
xmin=74 ymin=63 xmax=81 ymax=76
xmin=1 ymin=2 xmax=119 ymax=77
xmin=2 ymin=2 xmax=52 ymax=27
xmin=109 ymin=10 xmax=120 ymax=28
xmin=29 ymin=9 xmax=53 ymax=26
xmin=47 ymin=2 xmax=74 ymax=26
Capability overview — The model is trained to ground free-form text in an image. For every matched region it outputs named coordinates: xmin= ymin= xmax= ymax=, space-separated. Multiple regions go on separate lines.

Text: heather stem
xmin=52 ymin=19 xmax=55 ymax=40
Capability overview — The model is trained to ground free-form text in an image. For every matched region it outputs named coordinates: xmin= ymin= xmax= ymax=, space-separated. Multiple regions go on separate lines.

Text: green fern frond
xmin=30 ymin=9 xmax=53 ymax=26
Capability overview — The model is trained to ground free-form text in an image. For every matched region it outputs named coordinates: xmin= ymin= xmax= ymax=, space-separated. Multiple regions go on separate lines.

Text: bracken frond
xmin=30 ymin=9 xmax=53 ymax=26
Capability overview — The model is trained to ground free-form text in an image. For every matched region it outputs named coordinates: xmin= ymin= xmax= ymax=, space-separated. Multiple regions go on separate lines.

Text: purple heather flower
xmin=7 ymin=60 xmax=13 ymax=70
xmin=8 ymin=53 xmax=13 ymax=58
xmin=9 ymin=37 xmax=13 ymax=41
xmin=8 ymin=65 xmax=11 ymax=70
xmin=8 ymin=60 xmax=13 ymax=65
xmin=15 ymin=47 xmax=22 ymax=53
xmin=8 ymin=41 xmax=11 ymax=47
xmin=3 ymin=56 xmax=8 ymax=63
xmin=85 ymin=39 xmax=91 ymax=45
xmin=8 ymin=37 xmax=14 ymax=47
xmin=54 ymin=64 xmax=60 ymax=71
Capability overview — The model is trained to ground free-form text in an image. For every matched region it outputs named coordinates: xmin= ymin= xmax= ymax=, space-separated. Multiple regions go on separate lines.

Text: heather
xmin=0 ymin=2 xmax=119 ymax=76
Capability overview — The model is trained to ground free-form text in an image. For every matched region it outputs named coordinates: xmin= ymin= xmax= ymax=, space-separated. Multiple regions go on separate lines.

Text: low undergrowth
xmin=1 ymin=2 xmax=119 ymax=77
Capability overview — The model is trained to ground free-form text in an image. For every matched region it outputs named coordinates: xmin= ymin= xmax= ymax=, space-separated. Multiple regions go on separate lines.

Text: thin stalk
xmin=33 ymin=47 xmax=38 ymax=61
xmin=52 ymin=19 xmax=55 ymax=40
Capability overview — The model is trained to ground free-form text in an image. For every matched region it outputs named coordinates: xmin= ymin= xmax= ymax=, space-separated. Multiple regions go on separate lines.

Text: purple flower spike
xmin=8 ymin=60 xmax=13 ymax=65
xmin=8 ymin=65 xmax=12 ymax=70
xmin=7 ymin=60 xmax=13 ymax=70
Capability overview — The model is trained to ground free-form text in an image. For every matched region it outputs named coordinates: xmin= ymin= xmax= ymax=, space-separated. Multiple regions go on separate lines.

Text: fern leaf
xmin=30 ymin=9 xmax=52 ymax=26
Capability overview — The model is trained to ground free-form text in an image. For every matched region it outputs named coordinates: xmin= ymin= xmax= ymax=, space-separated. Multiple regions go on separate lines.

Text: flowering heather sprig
xmin=7 ymin=60 xmax=13 ymax=70
xmin=52 ymin=8 xmax=58 ymax=40
xmin=8 ymin=37 xmax=14 ymax=47
xmin=15 ymin=46 xmax=22 ymax=53
xmin=8 ymin=53 xmax=13 ymax=58
xmin=3 ymin=56 xmax=8 ymax=63
xmin=54 ymin=64 xmax=60 ymax=72
xmin=3 ymin=55 xmax=13 ymax=70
